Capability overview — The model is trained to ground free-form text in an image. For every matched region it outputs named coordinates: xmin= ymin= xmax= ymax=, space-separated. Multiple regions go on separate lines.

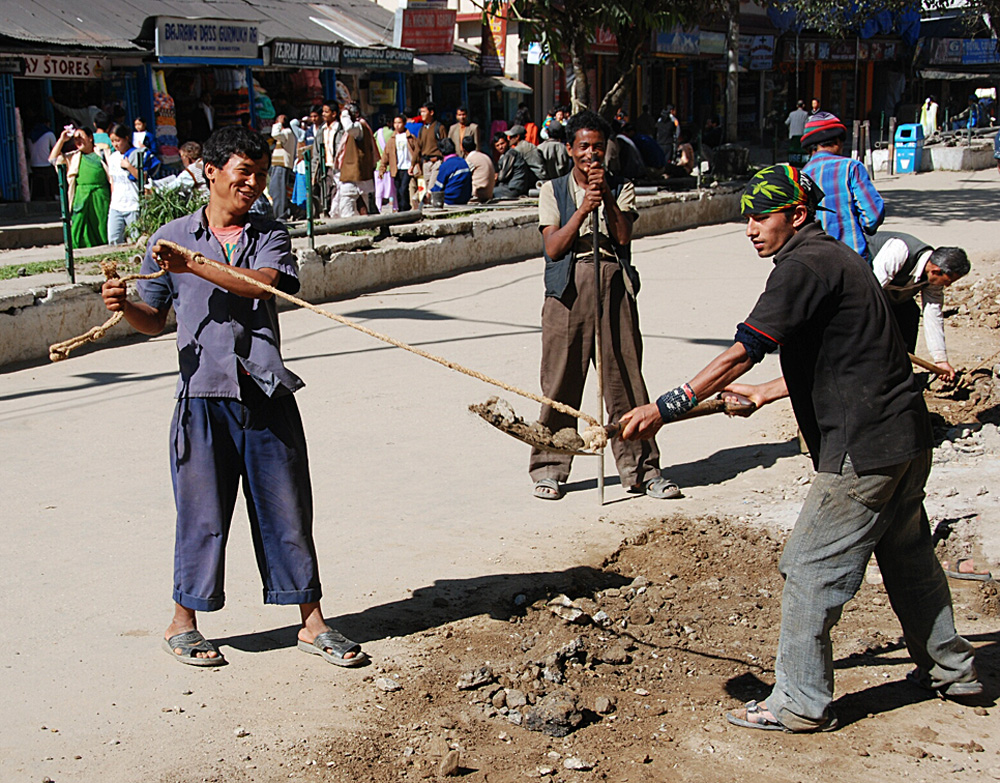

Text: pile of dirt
xmin=278 ymin=516 xmax=997 ymax=783
xmin=948 ymin=270 xmax=1000 ymax=330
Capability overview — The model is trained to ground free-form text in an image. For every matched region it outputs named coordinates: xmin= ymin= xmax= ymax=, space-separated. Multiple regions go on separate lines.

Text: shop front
xmin=0 ymin=50 xmax=147 ymax=201
xmin=146 ymin=16 xmax=264 ymax=168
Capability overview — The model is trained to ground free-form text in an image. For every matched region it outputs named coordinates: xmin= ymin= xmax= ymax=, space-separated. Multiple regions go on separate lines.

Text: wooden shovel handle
xmin=909 ymin=353 xmax=948 ymax=376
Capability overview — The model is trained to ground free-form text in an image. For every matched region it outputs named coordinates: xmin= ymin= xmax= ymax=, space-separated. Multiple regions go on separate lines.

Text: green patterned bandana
xmin=740 ymin=164 xmax=828 ymax=216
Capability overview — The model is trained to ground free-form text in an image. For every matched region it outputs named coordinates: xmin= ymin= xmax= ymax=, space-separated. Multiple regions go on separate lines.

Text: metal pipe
xmin=304 ymin=148 xmax=315 ymax=249
xmin=285 ymin=208 xmax=422 ymax=239
xmin=55 ymin=163 xmax=74 ymax=283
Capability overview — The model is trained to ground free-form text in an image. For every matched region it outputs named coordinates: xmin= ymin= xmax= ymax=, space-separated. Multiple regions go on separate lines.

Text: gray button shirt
xmin=137 ymin=208 xmax=304 ymax=400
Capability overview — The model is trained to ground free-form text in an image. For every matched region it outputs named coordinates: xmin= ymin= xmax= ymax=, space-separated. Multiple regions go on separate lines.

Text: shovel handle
xmin=909 ymin=353 xmax=948 ymax=376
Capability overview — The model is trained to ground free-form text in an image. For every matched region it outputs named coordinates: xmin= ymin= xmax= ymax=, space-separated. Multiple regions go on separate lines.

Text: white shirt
xmin=30 ymin=131 xmax=56 ymax=167
xmin=395 ymin=132 xmax=412 ymax=169
xmin=872 ymin=238 xmax=948 ymax=362
xmin=270 ymin=122 xmax=296 ymax=169
xmin=152 ymin=159 xmax=206 ymax=196
xmin=108 ymin=149 xmax=140 ymax=212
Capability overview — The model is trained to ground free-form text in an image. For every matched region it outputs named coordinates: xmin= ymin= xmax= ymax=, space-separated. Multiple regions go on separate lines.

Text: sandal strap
xmin=166 ymin=630 xmax=215 ymax=654
xmin=313 ymin=629 xmax=360 ymax=656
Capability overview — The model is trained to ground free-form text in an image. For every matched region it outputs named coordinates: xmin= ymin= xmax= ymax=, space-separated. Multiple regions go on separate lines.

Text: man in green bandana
xmin=619 ymin=164 xmax=980 ymax=733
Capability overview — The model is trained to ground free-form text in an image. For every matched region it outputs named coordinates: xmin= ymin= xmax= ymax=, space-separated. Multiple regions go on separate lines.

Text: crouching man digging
xmin=619 ymin=165 xmax=980 ymax=731
xmin=101 ymin=126 xmax=367 ymax=669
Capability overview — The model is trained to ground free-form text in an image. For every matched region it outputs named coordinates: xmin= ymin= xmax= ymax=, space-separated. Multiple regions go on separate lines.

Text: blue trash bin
xmin=895 ymin=123 xmax=924 ymax=174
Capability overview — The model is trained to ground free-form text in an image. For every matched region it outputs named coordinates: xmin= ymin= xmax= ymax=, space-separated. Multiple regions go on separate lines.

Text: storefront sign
xmin=962 ymin=39 xmax=1000 ymax=65
xmin=480 ymin=3 xmax=508 ymax=76
xmin=654 ymin=26 xmax=700 ymax=56
xmin=155 ymin=17 xmax=259 ymax=61
xmin=396 ymin=8 xmax=456 ymax=53
xmin=21 ymin=54 xmax=109 ymax=79
xmin=785 ymin=39 xmax=897 ymax=63
xmin=369 ymin=80 xmax=398 ymax=104
xmin=0 ymin=58 xmax=24 ymax=75
xmin=341 ymin=46 xmax=414 ymax=72
xmin=270 ymin=40 xmax=340 ymax=69
xmin=592 ymin=28 xmax=618 ymax=55
xmin=739 ymin=34 xmax=774 ymax=70
xmin=698 ymin=31 xmax=727 ymax=56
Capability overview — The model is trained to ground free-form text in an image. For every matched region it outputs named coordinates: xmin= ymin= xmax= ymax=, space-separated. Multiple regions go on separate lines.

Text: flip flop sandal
xmin=533 ymin=478 xmax=564 ymax=500
xmin=629 ymin=476 xmax=683 ymax=500
xmin=725 ymin=700 xmax=838 ymax=732
xmin=725 ymin=700 xmax=789 ymax=732
xmin=942 ymin=558 xmax=994 ymax=582
xmin=298 ymin=629 xmax=369 ymax=668
xmin=162 ymin=630 xmax=226 ymax=667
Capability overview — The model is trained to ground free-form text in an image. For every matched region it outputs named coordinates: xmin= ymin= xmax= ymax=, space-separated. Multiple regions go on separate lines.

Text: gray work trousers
xmin=529 ymin=258 xmax=660 ymax=489
xmin=767 ymin=449 xmax=977 ymax=730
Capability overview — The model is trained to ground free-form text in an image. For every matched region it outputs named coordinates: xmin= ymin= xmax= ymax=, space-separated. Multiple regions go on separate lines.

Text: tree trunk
xmin=598 ymin=64 xmax=636 ymax=120
xmin=569 ymin=38 xmax=589 ymax=114
xmin=725 ymin=0 xmax=739 ymax=143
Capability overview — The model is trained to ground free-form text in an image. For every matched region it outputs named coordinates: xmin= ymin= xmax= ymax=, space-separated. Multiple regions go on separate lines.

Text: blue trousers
xmin=768 ymin=450 xmax=976 ymax=730
xmin=169 ymin=388 xmax=321 ymax=612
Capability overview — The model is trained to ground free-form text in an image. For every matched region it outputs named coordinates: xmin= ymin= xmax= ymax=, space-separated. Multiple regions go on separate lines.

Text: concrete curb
xmin=0 ymin=188 xmax=741 ymax=369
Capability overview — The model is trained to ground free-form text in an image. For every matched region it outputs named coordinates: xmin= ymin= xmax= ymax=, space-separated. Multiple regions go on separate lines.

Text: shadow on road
xmin=884 ymin=187 xmax=999 ymax=225
xmin=213 ymin=566 xmax=632 ymax=654
xmin=665 ymin=438 xmax=802 ymax=489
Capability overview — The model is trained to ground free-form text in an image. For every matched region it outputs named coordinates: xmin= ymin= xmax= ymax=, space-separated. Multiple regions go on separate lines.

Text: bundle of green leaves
xmin=127 ymin=186 xmax=209 ymax=243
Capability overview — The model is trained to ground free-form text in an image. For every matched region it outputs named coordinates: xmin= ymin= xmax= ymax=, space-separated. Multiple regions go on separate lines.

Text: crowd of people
xmin=29 ymin=90 xmax=720 ymax=250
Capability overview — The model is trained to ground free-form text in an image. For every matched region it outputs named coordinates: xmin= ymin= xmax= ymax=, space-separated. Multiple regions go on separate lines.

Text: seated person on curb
xmin=493 ymin=132 xmax=532 ymax=200
xmin=537 ymin=122 xmax=573 ymax=181
xmin=463 ymin=135 xmax=495 ymax=203
xmin=619 ymin=164 xmax=981 ymax=733
xmin=530 ymin=110 xmax=681 ymax=502
xmin=429 ymin=138 xmax=472 ymax=205
xmin=101 ymin=125 xmax=368 ymax=670
xmin=506 ymin=124 xmax=546 ymax=183
xmin=868 ymin=232 xmax=970 ymax=381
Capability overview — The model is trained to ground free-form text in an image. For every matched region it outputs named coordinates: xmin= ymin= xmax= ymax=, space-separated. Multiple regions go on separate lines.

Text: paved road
xmin=2 ymin=168 xmax=997 ymax=781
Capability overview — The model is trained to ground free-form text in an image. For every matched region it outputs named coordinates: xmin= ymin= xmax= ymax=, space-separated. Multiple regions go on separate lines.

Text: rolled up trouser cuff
xmin=173 ymin=588 xmax=226 ymax=613
xmin=264 ymin=587 xmax=323 ymax=606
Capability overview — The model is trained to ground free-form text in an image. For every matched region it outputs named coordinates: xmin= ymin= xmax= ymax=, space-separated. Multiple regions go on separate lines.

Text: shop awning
xmin=469 ymin=75 xmax=533 ymax=93
xmin=413 ymin=53 xmax=474 ymax=74
xmin=1 ymin=0 xmax=400 ymax=55
xmin=1 ymin=0 xmax=148 ymax=50
xmin=918 ymin=69 xmax=1000 ymax=80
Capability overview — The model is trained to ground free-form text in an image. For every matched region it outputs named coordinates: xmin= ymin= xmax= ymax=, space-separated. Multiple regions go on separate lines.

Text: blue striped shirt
xmin=802 ymin=151 xmax=884 ymax=258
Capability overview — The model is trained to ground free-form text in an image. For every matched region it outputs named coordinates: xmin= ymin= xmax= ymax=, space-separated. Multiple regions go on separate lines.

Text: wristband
xmin=655 ymin=383 xmax=698 ymax=423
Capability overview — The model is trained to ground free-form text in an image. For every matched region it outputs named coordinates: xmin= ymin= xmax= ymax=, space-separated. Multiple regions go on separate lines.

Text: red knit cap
xmin=800 ymin=111 xmax=846 ymax=147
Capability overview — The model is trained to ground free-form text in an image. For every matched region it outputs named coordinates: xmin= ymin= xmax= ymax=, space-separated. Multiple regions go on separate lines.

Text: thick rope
xmin=50 ymin=241 xmax=603 ymax=437
xmin=49 ymin=259 xmax=167 ymax=362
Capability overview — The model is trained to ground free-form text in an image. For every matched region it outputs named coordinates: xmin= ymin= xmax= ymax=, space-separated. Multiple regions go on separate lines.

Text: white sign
xmin=21 ymin=54 xmax=109 ymax=80
xmin=155 ymin=17 xmax=259 ymax=60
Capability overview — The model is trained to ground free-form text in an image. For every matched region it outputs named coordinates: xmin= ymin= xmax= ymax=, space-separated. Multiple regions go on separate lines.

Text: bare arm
xmin=101 ymin=279 xmax=170 ymax=335
xmin=619 ymin=343 xmax=755 ymax=440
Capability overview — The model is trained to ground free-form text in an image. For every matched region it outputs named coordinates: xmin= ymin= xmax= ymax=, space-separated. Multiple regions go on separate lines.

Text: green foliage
xmin=127 ymin=185 xmax=209 ymax=243
xmin=0 ymin=250 xmax=139 ymax=281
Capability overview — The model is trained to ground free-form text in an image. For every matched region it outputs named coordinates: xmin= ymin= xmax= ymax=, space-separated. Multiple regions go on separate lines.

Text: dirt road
xmin=1 ymin=169 xmax=998 ymax=782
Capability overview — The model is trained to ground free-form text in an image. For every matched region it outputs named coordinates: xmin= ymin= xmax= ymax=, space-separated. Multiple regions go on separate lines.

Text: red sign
xmin=480 ymin=4 xmax=507 ymax=75
xmin=399 ymin=9 xmax=456 ymax=54
xmin=592 ymin=27 xmax=618 ymax=55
